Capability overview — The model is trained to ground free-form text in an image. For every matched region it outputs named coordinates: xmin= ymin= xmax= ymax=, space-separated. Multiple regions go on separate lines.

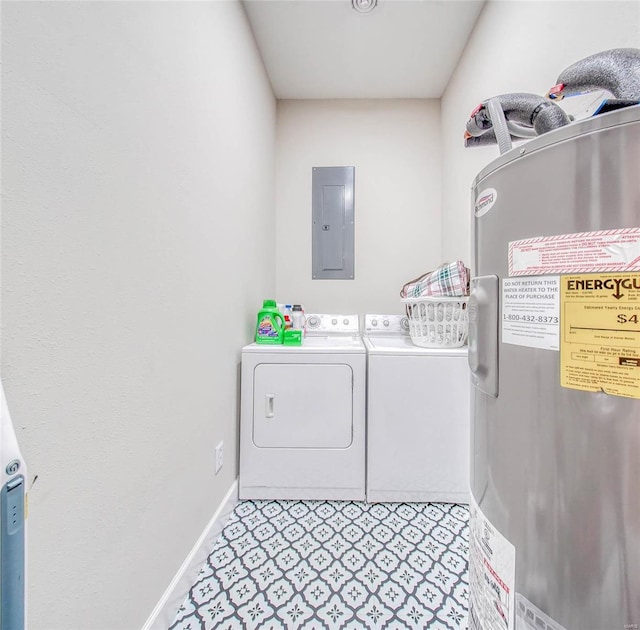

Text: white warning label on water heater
xmin=469 ymin=496 xmax=516 ymax=630
xmin=502 ymin=276 xmax=560 ymax=350
xmin=509 ymin=228 xmax=640 ymax=276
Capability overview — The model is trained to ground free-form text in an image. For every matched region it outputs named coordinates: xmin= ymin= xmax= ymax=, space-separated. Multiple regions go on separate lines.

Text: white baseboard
xmin=141 ymin=479 xmax=239 ymax=630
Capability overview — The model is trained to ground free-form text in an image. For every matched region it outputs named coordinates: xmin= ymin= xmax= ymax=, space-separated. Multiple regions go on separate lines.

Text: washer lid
xmin=364 ymin=336 xmax=468 ymax=356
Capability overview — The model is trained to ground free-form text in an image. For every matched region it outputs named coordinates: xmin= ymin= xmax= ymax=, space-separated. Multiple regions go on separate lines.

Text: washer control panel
xmin=364 ymin=314 xmax=410 ymax=335
xmin=305 ymin=314 xmax=360 ymax=335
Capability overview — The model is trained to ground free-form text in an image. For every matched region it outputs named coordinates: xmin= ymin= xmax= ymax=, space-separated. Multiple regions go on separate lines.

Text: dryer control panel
xmin=364 ymin=314 xmax=410 ymax=335
xmin=305 ymin=314 xmax=360 ymax=335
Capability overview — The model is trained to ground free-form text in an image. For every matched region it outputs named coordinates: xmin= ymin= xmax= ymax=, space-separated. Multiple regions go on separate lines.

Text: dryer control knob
xmin=307 ymin=316 xmax=320 ymax=328
xmin=372 ymin=319 xmax=378 ymax=326
xmin=343 ymin=318 xmax=349 ymax=325
xmin=332 ymin=318 xmax=338 ymax=325
xmin=400 ymin=317 xmax=409 ymax=330
xmin=383 ymin=320 xmax=389 ymax=327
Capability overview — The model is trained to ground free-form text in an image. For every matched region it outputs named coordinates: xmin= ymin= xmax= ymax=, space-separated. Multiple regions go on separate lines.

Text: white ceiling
xmin=242 ymin=0 xmax=486 ymax=99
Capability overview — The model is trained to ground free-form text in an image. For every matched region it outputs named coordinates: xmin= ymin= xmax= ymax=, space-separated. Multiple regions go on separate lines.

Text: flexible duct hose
xmin=465 ymin=93 xmax=570 ymax=153
xmin=486 ymin=98 xmax=512 ymax=155
xmin=464 ymin=121 xmax=537 ymax=148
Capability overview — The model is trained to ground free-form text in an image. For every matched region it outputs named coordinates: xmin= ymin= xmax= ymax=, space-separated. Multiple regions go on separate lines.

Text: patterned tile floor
xmin=170 ymin=500 xmax=469 ymax=630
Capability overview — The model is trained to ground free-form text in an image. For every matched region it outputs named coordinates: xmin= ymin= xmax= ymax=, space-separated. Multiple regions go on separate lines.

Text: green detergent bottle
xmin=255 ymin=300 xmax=285 ymax=344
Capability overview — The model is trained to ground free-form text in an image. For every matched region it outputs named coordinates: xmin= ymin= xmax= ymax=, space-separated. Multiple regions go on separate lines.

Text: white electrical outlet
xmin=215 ymin=441 xmax=224 ymax=475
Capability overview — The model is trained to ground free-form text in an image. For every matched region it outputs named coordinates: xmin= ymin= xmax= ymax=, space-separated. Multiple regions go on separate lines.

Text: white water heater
xmin=1 ymin=384 xmax=27 ymax=630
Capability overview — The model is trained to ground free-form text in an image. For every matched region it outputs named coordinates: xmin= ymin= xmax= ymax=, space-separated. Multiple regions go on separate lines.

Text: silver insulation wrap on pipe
xmin=464 ymin=47 xmax=640 ymax=152
xmin=552 ymin=48 xmax=640 ymax=100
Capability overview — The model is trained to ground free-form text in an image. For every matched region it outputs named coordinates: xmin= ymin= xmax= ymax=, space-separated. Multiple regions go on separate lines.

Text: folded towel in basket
xmin=400 ymin=261 xmax=470 ymax=298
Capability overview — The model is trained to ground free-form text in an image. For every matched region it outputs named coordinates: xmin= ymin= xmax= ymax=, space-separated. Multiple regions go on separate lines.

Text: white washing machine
xmin=239 ymin=314 xmax=366 ymax=501
xmin=364 ymin=314 xmax=470 ymax=504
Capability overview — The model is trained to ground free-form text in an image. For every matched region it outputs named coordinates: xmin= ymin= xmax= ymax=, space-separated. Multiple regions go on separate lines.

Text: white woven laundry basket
xmin=401 ymin=296 xmax=469 ymax=348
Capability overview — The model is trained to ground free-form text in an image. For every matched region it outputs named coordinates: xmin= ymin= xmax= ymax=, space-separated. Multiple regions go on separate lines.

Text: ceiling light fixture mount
xmin=352 ymin=0 xmax=377 ymax=14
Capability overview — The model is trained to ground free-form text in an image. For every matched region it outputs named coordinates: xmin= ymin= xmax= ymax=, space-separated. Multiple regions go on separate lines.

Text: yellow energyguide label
xmin=561 ymin=273 xmax=640 ymax=399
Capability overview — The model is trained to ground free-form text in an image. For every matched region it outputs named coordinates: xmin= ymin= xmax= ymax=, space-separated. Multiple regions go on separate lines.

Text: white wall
xmin=276 ymin=99 xmax=443 ymax=316
xmin=441 ymin=0 xmax=640 ymax=266
xmin=1 ymin=2 xmax=275 ymax=629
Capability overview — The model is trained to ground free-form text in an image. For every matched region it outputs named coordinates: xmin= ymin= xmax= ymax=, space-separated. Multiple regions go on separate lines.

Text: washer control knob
xmin=307 ymin=316 xmax=320 ymax=328
xmin=372 ymin=319 xmax=378 ymax=327
xmin=383 ymin=320 xmax=389 ymax=327
xmin=343 ymin=318 xmax=349 ymax=326
xmin=400 ymin=317 xmax=410 ymax=330
xmin=332 ymin=318 xmax=338 ymax=325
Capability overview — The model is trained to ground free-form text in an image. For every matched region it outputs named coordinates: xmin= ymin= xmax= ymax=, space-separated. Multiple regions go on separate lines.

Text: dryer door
xmin=253 ymin=363 xmax=353 ymax=448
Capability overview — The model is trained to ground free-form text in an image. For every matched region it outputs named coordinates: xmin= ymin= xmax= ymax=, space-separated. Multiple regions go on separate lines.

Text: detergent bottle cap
xmin=263 ymin=299 xmax=277 ymax=308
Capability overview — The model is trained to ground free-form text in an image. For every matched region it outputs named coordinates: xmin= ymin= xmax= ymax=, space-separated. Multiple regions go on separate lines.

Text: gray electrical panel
xmin=312 ymin=166 xmax=354 ymax=280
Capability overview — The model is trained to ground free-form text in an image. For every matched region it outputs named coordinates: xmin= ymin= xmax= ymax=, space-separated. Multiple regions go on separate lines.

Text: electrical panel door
xmin=312 ymin=166 xmax=355 ymax=279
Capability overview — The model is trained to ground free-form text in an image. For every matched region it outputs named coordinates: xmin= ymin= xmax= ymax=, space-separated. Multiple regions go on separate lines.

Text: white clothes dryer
xmin=239 ymin=314 xmax=365 ymax=501
xmin=364 ymin=314 xmax=470 ymax=504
